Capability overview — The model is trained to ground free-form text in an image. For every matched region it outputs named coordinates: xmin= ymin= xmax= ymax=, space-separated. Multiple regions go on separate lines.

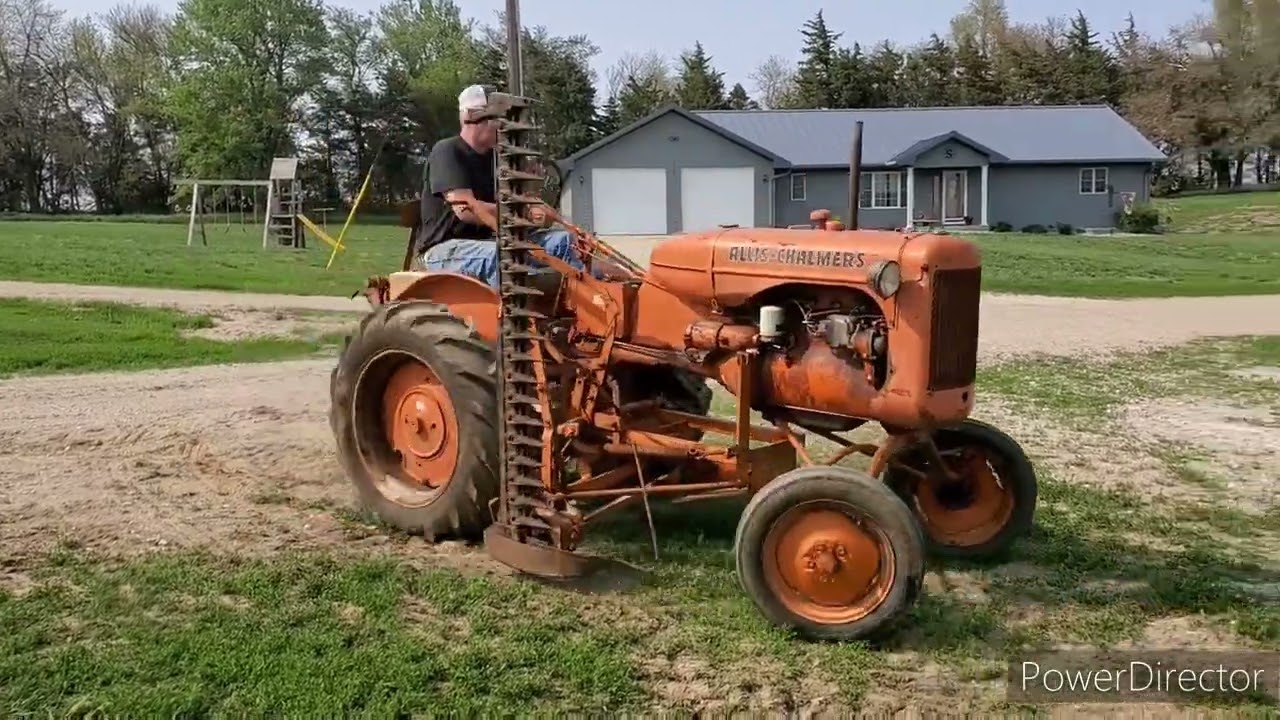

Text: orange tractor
xmin=329 ymin=34 xmax=1036 ymax=641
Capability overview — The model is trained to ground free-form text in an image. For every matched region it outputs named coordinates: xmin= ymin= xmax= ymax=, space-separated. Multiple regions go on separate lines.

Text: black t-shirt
xmin=416 ymin=135 xmax=496 ymax=255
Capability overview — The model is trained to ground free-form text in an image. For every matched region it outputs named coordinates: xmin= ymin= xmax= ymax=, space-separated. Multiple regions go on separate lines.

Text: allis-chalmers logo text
xmin=726 ymin=244 xmax=867 ymax=268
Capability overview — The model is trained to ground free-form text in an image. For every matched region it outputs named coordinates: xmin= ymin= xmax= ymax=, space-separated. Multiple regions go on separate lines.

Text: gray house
xmin=558 ymin=104 xmax=1166 ymax=234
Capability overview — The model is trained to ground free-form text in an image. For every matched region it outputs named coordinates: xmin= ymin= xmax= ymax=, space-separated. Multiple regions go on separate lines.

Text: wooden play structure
xmin=264 ymin=157 xmax=304 ymax=248
xmin=182 ymin=157 xmax=306 ymax=249
xmin=181 ymin=155 xmax=373 ymax=269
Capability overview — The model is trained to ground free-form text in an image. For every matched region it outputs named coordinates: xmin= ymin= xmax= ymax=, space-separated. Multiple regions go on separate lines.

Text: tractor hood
xmin=645 ymin=227 xmax=980 ymax=309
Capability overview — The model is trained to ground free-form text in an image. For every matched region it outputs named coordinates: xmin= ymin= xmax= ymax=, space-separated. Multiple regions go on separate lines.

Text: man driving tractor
xmin=412 ymin=84 xmax=589 ymax=285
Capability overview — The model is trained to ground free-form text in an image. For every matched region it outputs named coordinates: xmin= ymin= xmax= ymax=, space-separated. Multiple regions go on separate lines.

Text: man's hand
xmin=444 ymin=189 xmax=499 ymax=230
xmin=529 ymin=203 xmax=552 ymax=228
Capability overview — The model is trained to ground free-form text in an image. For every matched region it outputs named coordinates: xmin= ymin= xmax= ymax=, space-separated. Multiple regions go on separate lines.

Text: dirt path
xmin=4 ymin=279 xmax=1280 ymax=361
xmin=2 ymin=278 xmax=1279 ymax=558
xmin=0 ymin=280 xmax=369 ymax=314
xmin=0 ymin=359 xmax=488 ymax=574
xmin=0 ymin=360 xmax=346 ymax=562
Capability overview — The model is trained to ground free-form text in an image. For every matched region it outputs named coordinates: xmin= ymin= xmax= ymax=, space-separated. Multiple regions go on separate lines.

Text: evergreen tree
xmin=674 ymin=41 xmax=727 ymax=109
xmin=1111 ymin=13 xmax=1144 ymax=102
xmin=901 ymin=34 xmax=958 ymax=106
xmin=596 ymin=93 xmax=621 ymax=136
xmin=726 ymin=82 xmax=757 ymax=109
xmin=831 ymin=44 xmax=870 ymax=107
xmin=1064 ymin=10 xmax=1120 ymax=104
xmin=794 ymin=10 xmax=842 ymax=107
xmin=998 ymin=24 xmax=1070 ymax=104
xmin=864 ymin=41 xmax=904 ymax=107
xmin=954 ymin=31 xmax=1003 ymax=104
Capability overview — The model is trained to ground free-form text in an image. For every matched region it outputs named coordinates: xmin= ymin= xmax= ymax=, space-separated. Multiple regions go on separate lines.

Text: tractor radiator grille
xmin=927 ymin=267 xmax=982 ymax=391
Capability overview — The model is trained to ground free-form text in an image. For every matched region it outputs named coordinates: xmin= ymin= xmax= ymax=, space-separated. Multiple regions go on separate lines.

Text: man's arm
xmin=427 ymin=142 xmax=498 ymax=229
xmin=443 ymin=188 xmax=499 ymax=230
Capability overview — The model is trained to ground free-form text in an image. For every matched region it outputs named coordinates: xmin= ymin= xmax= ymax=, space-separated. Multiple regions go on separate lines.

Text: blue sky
xmin=51 ymin=0 xmax=1210 ymax=93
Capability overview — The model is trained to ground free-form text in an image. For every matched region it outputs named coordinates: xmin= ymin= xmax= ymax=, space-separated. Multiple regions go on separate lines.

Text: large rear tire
xmin=735 ymin=465 xmax=925 ymax=642
xmin=329 ymin=301 xmax=499 ymax=540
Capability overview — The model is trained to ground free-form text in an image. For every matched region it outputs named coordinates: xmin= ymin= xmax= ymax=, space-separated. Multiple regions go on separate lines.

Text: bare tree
xmin=604 ymin=49 xmax=670 ymax=99
xmin=748 ymin=54 xmax=798 ymax=109
xmin=949 ymin=0 xmax=1009 ymax=54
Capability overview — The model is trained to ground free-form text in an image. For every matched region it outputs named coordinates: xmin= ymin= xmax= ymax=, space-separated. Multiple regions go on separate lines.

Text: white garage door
xmin=591 ymin=168 xmax=667 ymax=235
xmin=680 ymin=167 xmax=756 ymax=232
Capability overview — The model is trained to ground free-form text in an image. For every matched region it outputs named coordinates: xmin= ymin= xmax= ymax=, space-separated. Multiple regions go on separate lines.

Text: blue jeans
xmin=417 ymin=229 xmax=588 ymax=289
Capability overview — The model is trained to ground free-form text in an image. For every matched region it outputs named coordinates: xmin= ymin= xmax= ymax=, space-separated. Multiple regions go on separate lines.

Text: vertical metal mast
xmin=485 ymin=0 xmax=580 ymax=574
xmin=505 ymin=0 xmax=523 ymax=94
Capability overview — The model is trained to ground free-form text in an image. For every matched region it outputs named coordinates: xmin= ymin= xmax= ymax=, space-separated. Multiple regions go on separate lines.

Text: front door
xmin=943 ymin=170 xmax=968 ymax=224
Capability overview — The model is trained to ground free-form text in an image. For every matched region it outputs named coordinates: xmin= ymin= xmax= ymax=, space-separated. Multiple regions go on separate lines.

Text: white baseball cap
xmin=458 ymin=84 xmax=488 ymax=112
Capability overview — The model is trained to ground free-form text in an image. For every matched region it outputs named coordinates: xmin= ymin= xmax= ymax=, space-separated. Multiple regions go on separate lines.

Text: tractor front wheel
xmin=885 ymin=419 xmax=1037 ymax=561
xmin=734 ymin=465 xmax=925 ymax=642
xmin=329 ymin=301 xmax=499 ymax=541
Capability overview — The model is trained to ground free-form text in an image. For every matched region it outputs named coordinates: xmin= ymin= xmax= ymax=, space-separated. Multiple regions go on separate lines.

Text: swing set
xmin=179 ymin=155 xmax=377 ymax=270
xmin=180 ymin=180 xmax=268 ymax=245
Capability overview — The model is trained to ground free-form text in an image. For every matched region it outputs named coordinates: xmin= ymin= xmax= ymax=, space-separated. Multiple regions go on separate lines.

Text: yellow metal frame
xmin=295 ymin=157 xmax=379 ymax=269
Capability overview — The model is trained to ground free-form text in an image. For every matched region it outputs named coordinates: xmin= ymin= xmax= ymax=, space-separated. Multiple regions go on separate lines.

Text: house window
xmin=790 ymin=173 xmax=806 ymax=201
xmin=859 ymin=171 xmax=905 ymax=209
xmin=1080 ymin=167 xmax=1108 ymax=195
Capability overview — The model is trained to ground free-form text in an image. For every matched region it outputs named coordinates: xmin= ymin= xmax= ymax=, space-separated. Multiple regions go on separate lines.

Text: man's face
xmin=475 ymin=117 xmax=499 ymax=148
xmin=462 ymin=110 xmax=499 ymax=150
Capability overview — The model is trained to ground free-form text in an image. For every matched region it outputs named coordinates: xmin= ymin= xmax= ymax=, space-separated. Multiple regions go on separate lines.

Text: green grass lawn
xmin=0 ymin=298 xmax=341 ymax=378
xmin=967 ymin=231 xmax=1280 ymax=297
xmin=3 ymin=464 xmax=1276 ymax=715
xmin=2 ymin=218 xmax=1280 ymax=298
xmin=0 ymin=221 xmax=404 ymax=296
xmin=1154 ymin=189 xmax=1280 ymax=234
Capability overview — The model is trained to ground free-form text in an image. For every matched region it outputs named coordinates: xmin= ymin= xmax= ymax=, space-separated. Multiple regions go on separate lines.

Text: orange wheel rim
xmin=761 ymin=501 xmax=896 ymax=625
xmin=351 ymin=354 xmax=461 ymax=511
xmin=913 ymin=448 xmax=1014 ymax=547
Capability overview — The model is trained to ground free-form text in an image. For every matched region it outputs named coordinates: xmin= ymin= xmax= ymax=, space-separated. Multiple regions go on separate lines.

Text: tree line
xmin=2 ymin=0 xmax=1277 ymax=215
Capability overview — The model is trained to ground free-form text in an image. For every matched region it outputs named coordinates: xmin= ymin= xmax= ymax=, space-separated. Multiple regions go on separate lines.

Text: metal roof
xmin=561 ymin=105 xmax=787 ymax=169
xmin=693 ymin=105 xmax=1166 ymax=168
xmin=889 ymin=130 xmax=1009 ymax=165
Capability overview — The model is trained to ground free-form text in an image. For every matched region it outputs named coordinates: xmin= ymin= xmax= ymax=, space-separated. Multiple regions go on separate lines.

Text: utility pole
xmin=505 ymin=0 xmax=523 ymax=95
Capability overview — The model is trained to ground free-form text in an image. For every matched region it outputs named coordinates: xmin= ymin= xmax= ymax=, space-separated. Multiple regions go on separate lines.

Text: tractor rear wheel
xmin=330 ymin=301 xmax=498 ymax=541
xmin=885 ymin=419 xmax=1037 ymax=561
xmin=734 ymin=465 xmax=925 ymax=642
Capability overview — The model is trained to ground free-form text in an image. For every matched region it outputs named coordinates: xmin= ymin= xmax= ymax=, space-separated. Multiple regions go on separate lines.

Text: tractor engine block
xmin=704 ymin=291 xmax=896 ymax=434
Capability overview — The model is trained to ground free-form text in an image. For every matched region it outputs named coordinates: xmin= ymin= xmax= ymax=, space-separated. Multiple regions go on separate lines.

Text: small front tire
xmin=734 ymin=465 xmax=926 ymax=642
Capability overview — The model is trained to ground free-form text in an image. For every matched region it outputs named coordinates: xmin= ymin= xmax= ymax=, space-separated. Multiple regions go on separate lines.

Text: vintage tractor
xmin=328 ymin=87 xmax=1037 ymax=641
xmin=329 ymin=1 xmax=1034 ymax=638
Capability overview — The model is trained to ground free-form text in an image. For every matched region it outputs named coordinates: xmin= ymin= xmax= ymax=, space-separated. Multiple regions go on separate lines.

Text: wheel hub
xmin=381 ymin=360 xmax=459 ymax=490
xmin=765 ymin=505 xmax=893 ymax=622
xmin=915 ymin=447 xmax=1014 ymax=547
xmin=394 ymin=388 xmax=448 ymax=459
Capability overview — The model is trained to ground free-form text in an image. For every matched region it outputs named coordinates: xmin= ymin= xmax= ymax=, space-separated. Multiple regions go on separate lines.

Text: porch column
xmin=980 ymin=163 xmax=990 ymax=228
xmin=905 ymin=166 xmax=915 ymax=229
